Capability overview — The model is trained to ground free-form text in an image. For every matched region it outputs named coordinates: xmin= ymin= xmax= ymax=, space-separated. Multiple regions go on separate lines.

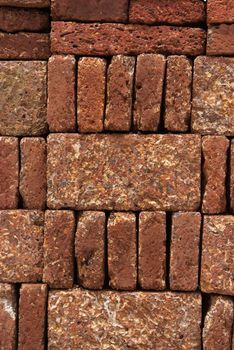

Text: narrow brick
xmin=105 ymin=56 xmax=135 ymax=131
xmin=0 ymin=210 xmax=44 ymax=283
xmin=207 ymin=24 xmax=234 ymax=56
xmin=164 ymin=56 xmax=192 ymax=132
xmin=231 ymin=140 xmax=234 ymax=212
xmin=170 ymin=212 xmax=201 ymax=291
xmin=202 ymin=136 xmax=229 ymax=214
xmin=108 ymin=213 xmax=136 ymax=290
xmin=0 ymin=137 xmax=18 ymax=209
xmin=20 ymin=138 xmax=46 ymax=210
xmin=51 ymin=22 xmax=206 ymax=56
xmin=75 ymin=211 xmax=106 ymax=289
xmin=43 ymin=210 xmax=75 ymax=289
xmin=48 ymin=55 xmax=76 ymax=132
xmin=0 ymin=284 xmax=17 ymax=350
xmin=0 ymin=0 xmax=49 ymax=7
xmin=19 ymin=284 xmax=47 ymax=350
xmin=138 ymin=212 xmax=166 ymax=290
xmin=134 ymin=54 xmax=166 ymax=131
xmin=203 ymin=296 xmax=233 ymax=350
xmin=207 ymin=0 xmax=234 ymax=24
xmin=77 ymin=57 xmax=106 ymax=132
xmin=201 ymin=215 xmax=234 ymax=296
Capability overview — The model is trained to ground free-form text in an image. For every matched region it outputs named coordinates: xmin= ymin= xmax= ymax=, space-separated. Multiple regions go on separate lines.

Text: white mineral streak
xmin=0 ymin=298 xmax=15 ymax=320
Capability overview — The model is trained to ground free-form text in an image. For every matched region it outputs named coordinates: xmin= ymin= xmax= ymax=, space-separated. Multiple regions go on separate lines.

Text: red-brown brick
xmin=207 ymin=0 xmax=234 ymax=24
xmin=231 ymin=140 xmax=234 ymax=212
xmin=207 ymin=24 xmax=234 ymax=56
xmin=0 ymin=284 xmax=17 ymax=350
xmin=138 ymin=212 xmax=166 ymax=290
xmin=0 ymin=0 xmax=49 ymax=7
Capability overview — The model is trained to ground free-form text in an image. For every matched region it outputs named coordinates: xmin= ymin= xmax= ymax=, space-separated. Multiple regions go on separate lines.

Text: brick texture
xmin=0 ymin=284 xmax=17 ymax=350
xmin=231 ymin=140 xmax=234 ymax=212
xmin=207 ymin=0 xmax=234 ymax=24
xmin=0 ymin=0 xmax=49 ymax=7
xmin=207 ymin=24 xmax=234 ymax=56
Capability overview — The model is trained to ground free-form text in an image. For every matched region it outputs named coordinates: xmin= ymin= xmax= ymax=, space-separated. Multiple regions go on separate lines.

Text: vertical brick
xmin=170 ymin=212 xmax=201 ymax=291
xmin=20 ymin=138 xmax=46 ymax=210
xmin=105 ymin=56 xmax=135 ymax=131
xmin=138 ymin=212 xmax=166 ymax=290
xmin=134 ymin=54 xmax=166 ymax=131
xmin=0 ymin=137 xmax=18 ymax=209
xmin=77 ymin=57 xmax=106 ymax=132
xmin=207 ymin=24 xmax=234 ymax=56
xmin=164 ymin=56 xmax=192 ymax=132
xmin=43 ymin=210 xmax=75 ymax=289
xmin=75 ymin=211 xmax=106 ymax=289
xmin=108 ymin=212 xmax=136 ymax=290
xmin=0 ymin=284 xmax=17 ymax=350
xmin=19 ymin=284 xmax=47 ymax=350
xmin=202 ymin=136 xmax=229 ymax=214
xmin=207 ymin=0 xmax=234 ymax=24
xmin=47 ymin=55 xmax=76 ymax=132
xmin=231 ymin=140 xmax=234 ymax=212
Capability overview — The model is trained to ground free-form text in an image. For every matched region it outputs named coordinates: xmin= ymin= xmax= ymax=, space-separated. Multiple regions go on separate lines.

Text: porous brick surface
xmin=207 ymin=24 xmax=234 ymax=56
xmin=0 ymin=0 xmax=49 ymax=6
xmin=0 ymin=284 xmax=17 ymax=350
xmin=207 ymin=0 xmax=234 ymax=24
xmin=231 ymin=140 xmax=234 ymax=212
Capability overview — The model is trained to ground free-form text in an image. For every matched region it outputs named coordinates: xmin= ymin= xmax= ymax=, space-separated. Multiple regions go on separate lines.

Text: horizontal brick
xmin=43 ymin=210 xmax=75 ymax=289
xmin=0 ymin=0 xmax=49 ymax=7
xmin=0 ymin=284 xmax=17 ymax=350
xmin=0 ymin=33 xmax=50 ymax=59
xmin=51 ymin=0 xmax=128 ymax=22
xmin=48 ymin=289 xmax=201 ymax=349
xmin=47 ymin=134 xmax=201 ymax=211
xmin=0 ymin=210 xmax=44 ymax=283
xmin=129 ymin=0 xmax=205 ymax=25
xmin=207 ymin=24 xmax=234 ymax=56
xmin=0 ymin=137 xmax=18 ymax=209
xmin=201 ymin=215 xmax=234 ymax=295
xmin=207 ymin=0 xmax=234 ymax=24
xmin=48 ymin=55 xmax=76 ymax=132
xmin=231 ymin=140 xmax=234 ymax=212
xmin=75 ymin=211 xmax=106 ymax=289
xmin=51 ymin=22 xmax=206 ymax=56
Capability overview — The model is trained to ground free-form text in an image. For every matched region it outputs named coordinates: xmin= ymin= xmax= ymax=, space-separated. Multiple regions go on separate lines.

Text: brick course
xmin=0 ymin=284 xmax=17 ymax=350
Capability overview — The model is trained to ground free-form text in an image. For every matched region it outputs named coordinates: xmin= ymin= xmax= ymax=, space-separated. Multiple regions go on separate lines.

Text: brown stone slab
xmin=192 ymin=56 xmax=234 ymax=135
xmin=75 ymin=211 xmax=106 ymax=289
xmin=47 ymin=134 xmax=201 ymax=211
xmin=164 ymin=56 xmax=192 ymax=132
xmin=51 ymin=0 xmax=128 ymax=22
xmin=0 ymin=0 xmax=49 ymax=7
xmin=48 ymin=55 xmax=76 ymax=132
xmin=20 ymin=138 xmax=47 ymax=210
xmin=0 ymin=210 xmax=44 ymax=283
xmin=202 ymin=136 xmax=229 ymax=214
xmin=19 ymin=284 xmax=47 ymax=350
xmin=51 ymin=22 xmax=206 ymax=56
xmin=0 ymin=284 xmax=17 ymax=350
xmin=170 ymin=212 xmax=201 ymax=291
xmin=105 ymin=56 xmax=135 ymax=131
xmin=231 ymin=140 xmax=234 ymax=212
xmin=77 ymin=57 xmax=106 ymax=132
xmin=207 ymin=0 xmax=234 ymax=24
xmin=0 ymin=61 xmax=47 ymax=136
xmin=129 ymin=0 xmax=205 ymax=25
xmin=138 ymin=211 xmax=166 ymax=290
xmin=207 ymin=24 xmax=234 ymax=56
xmin=48 ymin=289 xmax=202 ymax=349
xmin=0 ymin=137 xmax=18 ymax=209
xmin=43 ymin=210 xmax=75 ymax=289
xmin=134 ymin=54 xmax=166 ymax=131
xmin=201 ymin=215 xmax=234 ymax=296
xmin=203 ymin=295 xmax=233 ymax=350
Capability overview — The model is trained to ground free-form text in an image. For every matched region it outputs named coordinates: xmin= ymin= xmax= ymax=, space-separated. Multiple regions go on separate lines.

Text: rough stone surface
xmin=164 ymin=55 xmax=192 ymax=132
xmin=108 ymin=213 xmax=136 ymax=290
xmin=48 ymin=55 xmax=76 ymax=132
xmin=201 ymin=215 xmax=234 ymax=296
xmin=192 ymin=56 xmax=234 ymax=135
xmin=51 ymin=0 xmax=128 ymax=22
xmin=48 ymin=289 xmax=202 ymax=349
xmin=202 ymin=136 xmax=229 ymax=214
xmin=0 ymin=0 xmax=49 ymax=7
xmin=51 ymin=22 xmax=206 ymax=56
xmin=0 ymin=61 xmax=47 ymax=136
xmin=105 ymin=56 xmax=135 ymax=131
xmin=0 ymin=284 xmax=17 ymax=350
xmin=170 ymin=212 xmax=201 ymax=291
xmin=207 ymin=0 xmax=234 ymax=24
xmin=43 ymin=210 xmax=75 ymax=289
xmin=47 ymin=134 xmax=201 ymax=211
xmin=0 ymin=210 xmax=44 ymax=283
xmin=138 ymin=211 xmax=166 ymax=290
xmin=77 ymin=57 xmax=106 ymax=132
xmin=203 ymin=295 xmax=233 ymax=350
xmin=129 ymin=0 xmax=205 ymax=25
xmin=20 ymin=138 xmax=47 ymax=210
xmin=0 ymin=33 xmax=50 ymax=59
xmin=231 ymin=140 xmax=234 ymax=212
xmin=75 ymin=211 xmax=106 ymax=290
xmin=0 ymin=137 xmax=18 ymax=209
xmin=207 ymin=24 xmax=234 ymax=56
xmin=19 ymin=284 xmax=47 ymax=350
xmin=134 ymin=54 xmax=166 ymax=131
